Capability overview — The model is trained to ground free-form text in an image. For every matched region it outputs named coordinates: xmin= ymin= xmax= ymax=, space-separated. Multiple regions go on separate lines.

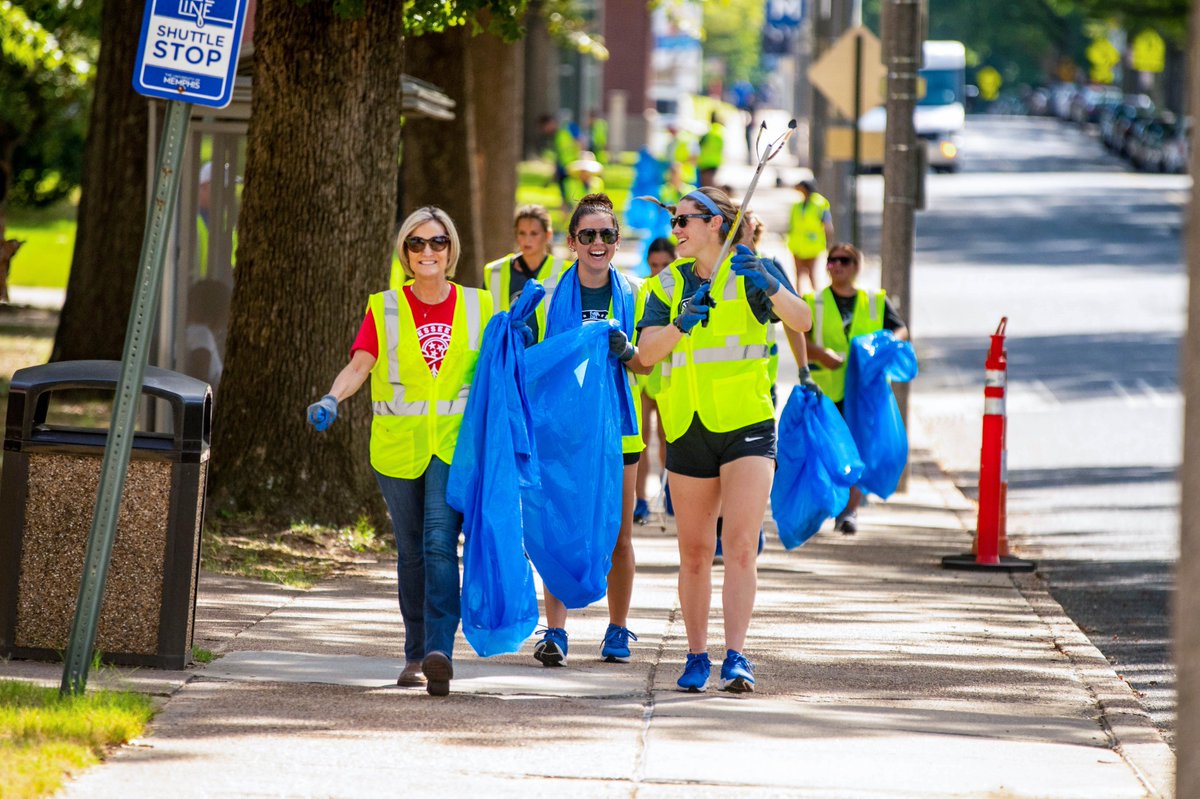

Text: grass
xmin=0 ymin=680 xmax=155 ymax=799
xmin=190 ymin=647 xmax=216 ymax=664
xmin=5 ymin=205 xmax=76 ymax=290
xmin=201 ymin=514 xmax=393 ymax=589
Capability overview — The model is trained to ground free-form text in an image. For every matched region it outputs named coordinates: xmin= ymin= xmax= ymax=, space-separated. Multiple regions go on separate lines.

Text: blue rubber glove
xmin=798 ymin=365 xmax=823 ymax=398
xmin=511 ymin=316 xmax=535 ymax=347
xmin=608 ymin=327 xmax=636 ymax=363
xmin=672 ymin=283 xmax=713 ymax=334
xmin=731 ymin=243 xmax=781 ymax=296
xmin=306 ymin=394 xmax=338 ymax=431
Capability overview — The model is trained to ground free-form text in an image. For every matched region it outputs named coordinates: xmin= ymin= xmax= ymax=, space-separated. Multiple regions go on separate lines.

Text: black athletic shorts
xmin=623 ymin=451 xmax=640 ymax=466
xmin=665 ymin=416 xmax=777 ymax=479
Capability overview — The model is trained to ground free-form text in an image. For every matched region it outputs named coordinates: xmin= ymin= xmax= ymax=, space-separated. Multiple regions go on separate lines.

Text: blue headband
xmin=683 ymin=191 xmax=729 ymax=236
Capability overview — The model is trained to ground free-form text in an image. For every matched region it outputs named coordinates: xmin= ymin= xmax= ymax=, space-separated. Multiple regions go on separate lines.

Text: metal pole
xmin=851 ymin=32 xmax=862 ymax=247
xmin=61 ymin=99 xmax=191 ymax=695
xmin=880 ymin=0 xmax=920 ymax=493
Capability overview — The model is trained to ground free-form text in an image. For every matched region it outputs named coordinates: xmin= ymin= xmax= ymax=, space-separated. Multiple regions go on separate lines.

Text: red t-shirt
xmin=351 ymin=285 xmax=458 ymax=376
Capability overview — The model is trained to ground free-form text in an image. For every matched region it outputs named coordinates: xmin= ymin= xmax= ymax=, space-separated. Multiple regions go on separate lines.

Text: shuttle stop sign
xmin=133 ymin=0 xmax=250 ymax=108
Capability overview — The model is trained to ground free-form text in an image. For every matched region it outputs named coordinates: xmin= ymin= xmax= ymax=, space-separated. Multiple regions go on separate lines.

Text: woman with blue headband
xmin=634 ymin=187 xmax=812 ymax=693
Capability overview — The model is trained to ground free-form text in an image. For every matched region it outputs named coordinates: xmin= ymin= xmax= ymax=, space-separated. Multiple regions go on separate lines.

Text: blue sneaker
xmin=601 ymin=624 xmax=638 ymax=663
xmin=677 ymin=652 xmax=711 ymax=692
xmin=664 ymin=478 xmax=675 ymax=517
xmin=533 ymin=627 xmax=568 ymax=667
xmin=719 ymin=649 xmax=756 ymax=693
xmin=758 ymin=526 xmax=766 ymax=554
xmin=633 ymin=498 xmax=650 ymax=525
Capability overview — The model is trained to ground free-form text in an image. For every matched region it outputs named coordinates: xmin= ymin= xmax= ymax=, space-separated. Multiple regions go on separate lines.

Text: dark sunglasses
xmin=575 ymin=227 xmax=619 ymax=245
xmin=827 ymin=255 xmax=856 ymax=266
xmin=404 ymin=235 xmax=451 ymax=253
xmin=670 ymin=213 xmax=714 ymax=229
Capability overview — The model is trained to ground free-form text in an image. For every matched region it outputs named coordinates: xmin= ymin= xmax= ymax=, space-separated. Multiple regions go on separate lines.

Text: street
xmin=898 ymin=115 xmax=1186 ymax=746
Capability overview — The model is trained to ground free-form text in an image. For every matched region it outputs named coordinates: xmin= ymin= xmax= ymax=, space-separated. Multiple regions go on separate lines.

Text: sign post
xmin=808 ymin=26 xmax=884 ymax=247
xmin=60 ymin=0 xmax=248 ymax=696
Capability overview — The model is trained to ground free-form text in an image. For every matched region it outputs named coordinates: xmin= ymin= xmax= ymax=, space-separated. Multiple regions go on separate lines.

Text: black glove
xmin=798 ymin=366 xmax=823 ymax=398
xmin=608 ymin=327 xmax=636 ymax=363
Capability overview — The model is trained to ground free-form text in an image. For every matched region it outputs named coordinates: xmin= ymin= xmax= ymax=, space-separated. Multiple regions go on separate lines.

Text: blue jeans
xmin=375 ymin=458 xmax=463 ymax=662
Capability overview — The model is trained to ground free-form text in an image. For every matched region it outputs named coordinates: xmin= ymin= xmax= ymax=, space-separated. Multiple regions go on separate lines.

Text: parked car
xmin=1127 ymin=114 xmax=1177 ymax=172
xmin=1101 ymin=95 xmax=1155 ymax=153
xmin=1070 ymin=85 xmax=1122 ymax=125
xmin=1049 ymin=82 xmax=1079 ymax=120
xmin=1161 ymin=118 xmax=1192 ymax=174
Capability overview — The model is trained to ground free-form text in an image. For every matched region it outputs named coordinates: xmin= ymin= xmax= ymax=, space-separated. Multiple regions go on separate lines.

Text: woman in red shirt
xmin=306 ymin=206 xmax=494 ymax=697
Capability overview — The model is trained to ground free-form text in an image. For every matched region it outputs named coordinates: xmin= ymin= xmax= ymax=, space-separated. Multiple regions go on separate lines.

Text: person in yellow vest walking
xmin=803 ymin=242 xmax=908 ymax=534
xmin=787 ymin=178 xmax=834 ymax=294
xmin=483 ymin=204 xmax=566 ymax=343
xmin=635 ymin=188 xmax=813 ymax=693
xmin=697 ymin=112 xmax=725 ymax=188
xmin=306 ymin=206 xmax=494 ymax=697
xmin=531 ymin=193 xmax=649 ymax=668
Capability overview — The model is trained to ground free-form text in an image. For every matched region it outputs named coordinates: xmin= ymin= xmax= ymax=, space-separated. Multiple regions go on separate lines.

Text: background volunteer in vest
xmin=633 ymin=237 xmax=676 ymax=526
xmin=635 ymin=187 xmax=812 ymax=694
xmin=787 ymin=178 xmax=834 ymax=294
xmin=306 ymin=206 xmax=494 ymax=698
xmin=803 ymin=242 xmax=908 ymax=535
xmin=532 ymin=193 xmax=649 ymax=669
xmin=483 ymin=204 xmax=563 ymax=343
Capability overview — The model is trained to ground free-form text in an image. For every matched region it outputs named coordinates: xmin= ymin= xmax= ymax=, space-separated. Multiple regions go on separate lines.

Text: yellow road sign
xmin=1087 ymin=37 xmax=1120 ymax=84
xmin=977 ymin=66 xmax=1002 ymax=101
xmin=807 ymin=26 xmax=887 ymax=121
xmin=1131 ymin=30 xmax=1165 ymax=74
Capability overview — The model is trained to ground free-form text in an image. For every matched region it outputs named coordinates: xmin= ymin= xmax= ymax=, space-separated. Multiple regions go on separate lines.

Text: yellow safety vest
xmin=647 ymin=257 xmax=774 ymax=443
xmin=698 ymin=124 xmax=725 ymax=170
xmin=484 ymin=253 xmax=566 ymax=343
xmin=804 ymin=286 xmax=886 ymax=402
xmin=787 ymin=193 xmax=831 ymax=258
xmin=367 ymin=284 xmax=494 ymax=479
xmin=634 ymin=279 xmax=664 ymax=399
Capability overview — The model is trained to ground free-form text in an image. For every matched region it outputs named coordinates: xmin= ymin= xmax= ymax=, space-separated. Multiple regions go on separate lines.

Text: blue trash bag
xmin=522 ymin=321 xmax=625 ymax=608
xmin=772 ymin=386 xmax=865 ymax=549
xmin=626 ymin=148 xmax=669 ymax=234
xmin=447 ymin=284 xmax=544 ymax=657
xmin=844 ymin=329 xmax=919 ymax=500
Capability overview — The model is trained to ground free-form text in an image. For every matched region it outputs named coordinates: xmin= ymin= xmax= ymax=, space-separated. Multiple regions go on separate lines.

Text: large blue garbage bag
xmin=522 ymin=321 xmax=624 ymax=608
xmin=447 ymin=285 xmax=544 ymax=657
xmin=844 ymin=329 xmax=919 ymax=499
xmin=772 ymin=386 xmax=865 ymax=549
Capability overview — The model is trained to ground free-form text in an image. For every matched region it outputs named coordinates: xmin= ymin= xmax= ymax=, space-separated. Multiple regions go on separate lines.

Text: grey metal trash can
xmin=0 ymin=360 xmax=211 ymax=669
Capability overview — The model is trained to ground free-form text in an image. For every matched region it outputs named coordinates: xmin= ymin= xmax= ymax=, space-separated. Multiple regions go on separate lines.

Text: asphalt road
xmin=899 ymin=115 xmax=1186 ymax=747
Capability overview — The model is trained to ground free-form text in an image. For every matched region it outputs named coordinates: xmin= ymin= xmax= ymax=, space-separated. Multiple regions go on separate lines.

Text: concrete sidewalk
xmin=0 ymin=443 xmax=1173 ymax=798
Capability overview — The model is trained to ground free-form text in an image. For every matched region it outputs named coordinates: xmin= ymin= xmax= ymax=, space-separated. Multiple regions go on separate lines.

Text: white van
xmin=859 ymin=40 xmax=966 ymax=172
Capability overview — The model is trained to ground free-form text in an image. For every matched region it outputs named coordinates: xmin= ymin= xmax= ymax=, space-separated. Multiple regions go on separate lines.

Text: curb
xmin=919 ymin=449 xmax=1176 ymax=798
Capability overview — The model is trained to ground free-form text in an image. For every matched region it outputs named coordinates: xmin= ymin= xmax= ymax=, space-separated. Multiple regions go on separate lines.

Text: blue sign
xmin=766 ymin=0 xmax=805 ymax=29
xmin=133 ymin=0 xmax=249 ymax=108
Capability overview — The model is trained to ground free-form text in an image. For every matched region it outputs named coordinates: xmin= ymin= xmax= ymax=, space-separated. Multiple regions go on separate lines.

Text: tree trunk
xmin=207 ymin=0 xmax=406 ymax=523
xmin=403 ymin=26 xmax=484 ymax=288
xmin=471 ymin=30 xmax=522 ymax=261
xmin=50 ymin=0 xmax=148 ymax=362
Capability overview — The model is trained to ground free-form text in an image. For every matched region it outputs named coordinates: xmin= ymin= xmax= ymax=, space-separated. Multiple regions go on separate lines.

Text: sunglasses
xmin=404 ymin=235 xmax=451 ymax=253
xmin=575 ymin=228 xmax=619 ymax=245
xmin=827 ymin=255 xmax=856 ymax=266
xmin=670 ymin=213 xmax=714 ymax=229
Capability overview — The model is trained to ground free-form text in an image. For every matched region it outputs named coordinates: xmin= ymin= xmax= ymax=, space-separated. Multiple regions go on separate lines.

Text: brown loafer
xmin=397 ymin=661 xmax=426 ymax=688
xmin=421 ymin=651 xmax=453 ymax=697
